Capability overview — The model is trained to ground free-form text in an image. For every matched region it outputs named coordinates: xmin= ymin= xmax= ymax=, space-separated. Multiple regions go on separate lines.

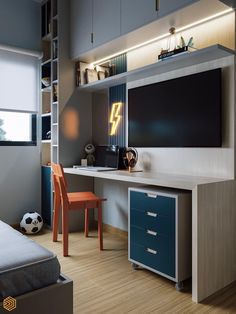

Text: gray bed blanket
xmin=0 ymin=220 xmax=60 ymax=298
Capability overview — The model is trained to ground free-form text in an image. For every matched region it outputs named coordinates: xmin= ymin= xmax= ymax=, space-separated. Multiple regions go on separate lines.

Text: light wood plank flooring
xmin=32 ymin=229 xmax=236 ymax=314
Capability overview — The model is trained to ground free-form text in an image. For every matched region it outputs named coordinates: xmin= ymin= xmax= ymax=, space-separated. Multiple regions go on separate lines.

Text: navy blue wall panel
xmin=108 ymin=53 xmax=127 ymax=147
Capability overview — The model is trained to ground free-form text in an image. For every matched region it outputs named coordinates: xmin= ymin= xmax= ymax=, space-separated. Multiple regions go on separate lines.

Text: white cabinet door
xmin=93 ymin=0 xmax=121 ymax=48
xmin=158 ymin=0 xmax=197 ymax=19
xmin=121 ymin=0 xmax=158 ymax=34
xmin=70 ymin=0 xmax=93 ymax=59
xmin=121 ymin=0 xmax=197 ymax=35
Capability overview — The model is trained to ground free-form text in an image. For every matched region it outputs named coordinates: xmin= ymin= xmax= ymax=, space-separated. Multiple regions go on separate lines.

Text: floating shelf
xmin=41 ymin=59 xmax=52 ymax=66
xmin=42 ymin=139 xmax=51 ymax=143
xmin=78 ymin=45 xmax=235 ymax=92
xmin=41 ymin=86 xmax=51 ymax=92
xmin=42 ymin=33 xmax=51 ymax=42
xmin=42 ymin=112 xmax=51 ymax=117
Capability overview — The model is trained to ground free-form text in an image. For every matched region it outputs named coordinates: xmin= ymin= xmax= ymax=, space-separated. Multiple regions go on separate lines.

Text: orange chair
xmin=51 ymin=163 xmax=106 ymax=256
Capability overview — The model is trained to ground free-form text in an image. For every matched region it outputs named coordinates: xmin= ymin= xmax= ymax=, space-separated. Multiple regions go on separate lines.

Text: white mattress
xmin=0 ymin=220 xmax=60 ymax=298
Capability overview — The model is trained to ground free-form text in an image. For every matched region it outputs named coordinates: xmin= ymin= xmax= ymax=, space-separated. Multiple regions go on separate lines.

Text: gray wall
xmin=0 ymin=0 xmax=41 ymax=225
xmin=0 ymin=0 xmax=40 ymax=51
xmin=59 ymin=90 xmax=93 ymax=166
xmin=92 ymin=92 xmax=109 ymax=146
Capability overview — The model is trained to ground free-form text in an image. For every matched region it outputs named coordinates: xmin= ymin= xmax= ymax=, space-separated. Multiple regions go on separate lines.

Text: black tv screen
xmin=128 ymin=69 xmax=222 ymax=147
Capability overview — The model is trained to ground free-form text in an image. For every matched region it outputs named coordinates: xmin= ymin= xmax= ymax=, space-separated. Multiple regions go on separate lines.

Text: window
xmin=0 ymin=46 xmax=40 ymax=146
xmin=0 ymin=111 xmax=36 ymax=146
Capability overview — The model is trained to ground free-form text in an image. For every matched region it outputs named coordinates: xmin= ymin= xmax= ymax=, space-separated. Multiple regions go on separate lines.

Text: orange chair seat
xmin=68 ymin=191 xmax=100 ymax=200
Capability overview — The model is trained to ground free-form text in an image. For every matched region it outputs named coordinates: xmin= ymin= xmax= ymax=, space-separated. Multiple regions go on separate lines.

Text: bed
xmin=0 ymin=220 xmax=73 ymax=314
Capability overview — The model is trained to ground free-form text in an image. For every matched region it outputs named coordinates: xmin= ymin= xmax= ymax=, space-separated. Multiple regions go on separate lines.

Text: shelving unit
xmin=41 ymin=0 xmax=76 ymax=227
xmin=41 ymin=0 xmax=59 ymax=226
xmin=41 ymin=0 xmax=59 ymax=166
xmin=77 ymin=45 xmax=234 ymax=92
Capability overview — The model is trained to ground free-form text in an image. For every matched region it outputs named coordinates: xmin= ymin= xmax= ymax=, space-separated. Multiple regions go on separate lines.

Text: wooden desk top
xmin=64 ymin=168 xmax=229 ymax=191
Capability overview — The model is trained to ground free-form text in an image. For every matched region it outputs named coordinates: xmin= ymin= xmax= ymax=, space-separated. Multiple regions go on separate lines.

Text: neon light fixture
xmin=109 ymin=102 xmax=122 ymax=136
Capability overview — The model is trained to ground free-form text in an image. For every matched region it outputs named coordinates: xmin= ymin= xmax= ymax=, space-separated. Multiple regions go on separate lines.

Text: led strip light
xmin=91 ymin=8 xmax=233 ymax=67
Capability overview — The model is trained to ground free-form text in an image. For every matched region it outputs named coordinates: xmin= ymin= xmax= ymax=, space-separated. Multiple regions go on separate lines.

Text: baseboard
xmin=90 ymin=220 xmax=128 ymax=238
xmin=102 ymin=223 xmax=128 ymax=238
xmin=11 ymin=223 xmax=20 ymax=230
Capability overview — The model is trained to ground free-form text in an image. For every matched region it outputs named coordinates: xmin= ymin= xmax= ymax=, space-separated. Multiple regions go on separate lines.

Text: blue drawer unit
xmin=128 ymin=187 xmax=191 ymax=289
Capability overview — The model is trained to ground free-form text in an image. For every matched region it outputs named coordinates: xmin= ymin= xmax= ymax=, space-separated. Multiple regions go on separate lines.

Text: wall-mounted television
xmin=128 ymin=68 xmax=222 ymax=147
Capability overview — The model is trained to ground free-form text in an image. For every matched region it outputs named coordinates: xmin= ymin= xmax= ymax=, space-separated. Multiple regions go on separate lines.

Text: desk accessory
xmin=84 ymin=143 xmax=95 ymax=166
xmin=158 ymin=27 xmax=195 ymax=61
xmin=123 ymin=147 xmax=139 ymax=172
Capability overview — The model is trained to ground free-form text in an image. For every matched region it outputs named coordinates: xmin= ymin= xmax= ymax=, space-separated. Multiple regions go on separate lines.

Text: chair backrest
xmin=51 ymin=163 xmax=68 ymax=190
xmin=51 ymin=163 xmax=69 ymax=206
xmin=57 ymin=174 xmax=69 ymax=207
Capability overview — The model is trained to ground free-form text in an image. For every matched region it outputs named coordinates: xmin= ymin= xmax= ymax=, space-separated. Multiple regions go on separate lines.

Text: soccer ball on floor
xmin=20 ymin=212 xmax=43 ymax=234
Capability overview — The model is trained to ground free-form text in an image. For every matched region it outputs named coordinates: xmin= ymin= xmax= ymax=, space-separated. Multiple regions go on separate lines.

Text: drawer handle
xmin=146 ymin=211 xmax=157 ymax=218
xmin=146 ymin=248 xmax=157 ymax=255
xmin=155 ymin=0 xmax=160 ymax=12
xmin=146 ymin=193 xmax=157 ymax=199
xmin=147 ymin=229 xmax=157 ymax=237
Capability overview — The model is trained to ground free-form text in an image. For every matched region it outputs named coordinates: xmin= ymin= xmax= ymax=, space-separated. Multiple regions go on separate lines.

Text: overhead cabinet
xmin=121 ymin=0 xmax=158 ymax=34
xmin=121 ymin=0 xmax=197 ymax=34
xmin=71 ymin=0 xmax=233 ymax=61
xmin=70 ymin=0 xmax=93 ymax=57
xmin=70 ymin=0 xmax=121 ymax=58
xmin=93 ymin=0 xmax=120 ymax=48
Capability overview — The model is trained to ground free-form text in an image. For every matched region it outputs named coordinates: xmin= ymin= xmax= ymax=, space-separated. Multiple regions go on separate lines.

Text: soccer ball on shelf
xmin=20 ymin=212 xmax=43 ymax=234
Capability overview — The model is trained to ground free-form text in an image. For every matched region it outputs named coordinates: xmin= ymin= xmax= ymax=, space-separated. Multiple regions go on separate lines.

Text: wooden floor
xmin=32 ymin=229 xmax=236 ymax=314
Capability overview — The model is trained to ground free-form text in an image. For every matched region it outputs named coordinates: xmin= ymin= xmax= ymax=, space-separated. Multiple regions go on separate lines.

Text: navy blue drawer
xmin=130 ymin=208 xmax=175 ymax=236
xmin=130 ymin=225 xmax=174 ymax=251
xmin=130 ymin=191 xmax=175 ymax=217
xmin=130 ymin=242 xmax=175 ymax=278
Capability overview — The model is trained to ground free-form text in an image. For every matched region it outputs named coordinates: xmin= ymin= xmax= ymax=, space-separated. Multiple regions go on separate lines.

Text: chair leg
xmin=97 ymin=205 xmax=103 ymax=250
xmin=52 ymin=193 xmax=60 ymax=242
xmin=85 ymin=208 xmax=89 ymax=237
xmin=62 ymin=205 xmax=69 ymax=257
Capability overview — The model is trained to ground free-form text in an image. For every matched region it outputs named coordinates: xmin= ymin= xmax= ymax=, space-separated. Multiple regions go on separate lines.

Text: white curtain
xmin=0 ymin=46 xmax=40 ymax=113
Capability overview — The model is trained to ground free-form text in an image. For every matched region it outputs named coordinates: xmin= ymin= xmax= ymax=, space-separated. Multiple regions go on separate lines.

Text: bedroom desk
xmin=64 ymin=168 xmax=236 ymax=303
xmin=63 ymin=168 xmax=226 ymax=190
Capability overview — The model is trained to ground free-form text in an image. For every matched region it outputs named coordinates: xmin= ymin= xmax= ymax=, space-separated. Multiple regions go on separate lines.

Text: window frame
xmin=0 ymin=113 xmax=37 ymax=146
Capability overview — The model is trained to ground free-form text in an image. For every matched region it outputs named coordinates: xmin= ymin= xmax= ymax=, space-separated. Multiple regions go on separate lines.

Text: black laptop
xmin=78 ymin=145 xmax=119 ymax=172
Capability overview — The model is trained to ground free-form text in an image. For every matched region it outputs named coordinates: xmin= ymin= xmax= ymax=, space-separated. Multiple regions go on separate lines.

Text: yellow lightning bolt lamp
xmin=109 ymin=102 xmax=122 ymax=136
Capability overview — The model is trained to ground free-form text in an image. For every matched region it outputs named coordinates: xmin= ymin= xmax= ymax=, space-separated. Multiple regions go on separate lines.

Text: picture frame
xmin=85 ymin=68 xmax=98 ymax=84
xmin=75 ymin=61 xmax=89 ymax=86
xmin=95 ymin=65 xmax=110 ymax=78
xmin=98 ymin=71 xmax=105 ymax=80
